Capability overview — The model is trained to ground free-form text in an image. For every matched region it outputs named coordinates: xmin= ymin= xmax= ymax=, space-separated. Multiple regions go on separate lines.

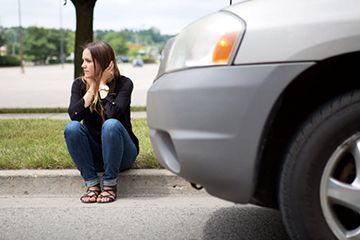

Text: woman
xmin=64 ymin=41 xmax=139 ymax=203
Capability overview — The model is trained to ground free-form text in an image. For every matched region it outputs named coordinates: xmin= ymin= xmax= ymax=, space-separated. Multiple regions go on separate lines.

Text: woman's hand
xmin=98 ymin=61 xmax=114 ymax=99
xmin=83 ymin=78 xmax=96 ymax=108
xmin=101 ymin=61 xmax=114 ymax=84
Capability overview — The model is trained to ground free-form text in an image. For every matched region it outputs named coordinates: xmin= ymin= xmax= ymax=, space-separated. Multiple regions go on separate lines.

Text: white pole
xmin=59 ymin=0 xmax=65 ymax=68
xmin=18 ymin=0 xmax=24 ymax=73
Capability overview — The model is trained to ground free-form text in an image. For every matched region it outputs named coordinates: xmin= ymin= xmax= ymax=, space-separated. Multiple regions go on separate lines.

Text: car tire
xmin=279 ymin=90 xmax=360 ymax=240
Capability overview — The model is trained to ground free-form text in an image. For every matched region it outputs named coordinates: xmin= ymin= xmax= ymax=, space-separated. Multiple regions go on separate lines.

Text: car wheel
xmin=279 ymin=91 xmax=360 ymax=240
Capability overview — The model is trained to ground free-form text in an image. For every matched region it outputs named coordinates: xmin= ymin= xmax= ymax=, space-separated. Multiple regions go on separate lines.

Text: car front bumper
xmin=147 ymin=63 xmax=312 ymax=203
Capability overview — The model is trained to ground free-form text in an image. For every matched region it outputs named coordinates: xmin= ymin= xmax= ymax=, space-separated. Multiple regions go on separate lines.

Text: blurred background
xmin=0 ymin=0 xmax=233 ymax=107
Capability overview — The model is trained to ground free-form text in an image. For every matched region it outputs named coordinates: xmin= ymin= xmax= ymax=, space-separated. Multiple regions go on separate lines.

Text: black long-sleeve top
xmin=68 ymin=75 xmax=139 ymax=154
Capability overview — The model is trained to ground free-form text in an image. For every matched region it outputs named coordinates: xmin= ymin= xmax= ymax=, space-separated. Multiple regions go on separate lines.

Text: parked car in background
xmin=117 ymin=55 xmax=129 ymax=63
xmin=147 ymin=0 xmax=360 ymax=239
xmin=132 ymin=58 xmax=144 ymax=67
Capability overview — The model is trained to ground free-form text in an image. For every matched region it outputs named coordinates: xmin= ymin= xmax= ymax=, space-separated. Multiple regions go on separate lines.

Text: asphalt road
xmin=0 ymin=63 xmax=157 ymax=108
xmin=0 ymin=195 xmax=290 ymax=240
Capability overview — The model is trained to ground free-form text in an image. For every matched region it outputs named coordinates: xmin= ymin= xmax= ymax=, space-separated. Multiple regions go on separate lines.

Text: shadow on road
xmin=203 ymin=205 xmax=290 ymax=240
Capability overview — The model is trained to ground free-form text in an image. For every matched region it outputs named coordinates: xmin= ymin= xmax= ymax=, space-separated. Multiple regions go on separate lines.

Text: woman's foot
xmin=80 ymin=185 xmax=101 ymax=203
xmin=97 ymin=185 xmax=117 ymax=203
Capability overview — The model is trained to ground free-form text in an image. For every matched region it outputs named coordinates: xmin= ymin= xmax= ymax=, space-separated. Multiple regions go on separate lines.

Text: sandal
xmin=97 ymin=185 xmax=117 ymax=203
xmin=80 ymin=184 xmax=101 ymax=203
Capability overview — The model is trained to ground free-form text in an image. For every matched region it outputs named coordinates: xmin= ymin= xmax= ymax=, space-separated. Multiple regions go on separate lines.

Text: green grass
xmin=0 ymin=119 xmax=161 ymax=169
xmin=0 ymin=108 xmax=68 ymax=114
xmin=0 ymin=106 xmax=147 ymax=114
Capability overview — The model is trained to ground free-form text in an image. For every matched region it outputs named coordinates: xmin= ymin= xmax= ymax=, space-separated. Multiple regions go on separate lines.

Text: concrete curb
xmin=0 ymin=169 xmax=205 ymax=197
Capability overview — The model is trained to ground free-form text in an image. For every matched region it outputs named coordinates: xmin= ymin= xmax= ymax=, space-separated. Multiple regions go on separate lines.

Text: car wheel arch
xmin=251 ymin=51 xmax=360 ymax=208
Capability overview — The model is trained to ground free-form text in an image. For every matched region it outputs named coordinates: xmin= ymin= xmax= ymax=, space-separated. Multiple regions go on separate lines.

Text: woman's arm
xmin=68 ymin=79 xmax=91 ymax=121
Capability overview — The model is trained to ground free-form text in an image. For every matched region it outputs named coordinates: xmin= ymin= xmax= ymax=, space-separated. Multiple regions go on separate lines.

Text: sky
xmin=0 ymin=0 xmax=233 ymax=35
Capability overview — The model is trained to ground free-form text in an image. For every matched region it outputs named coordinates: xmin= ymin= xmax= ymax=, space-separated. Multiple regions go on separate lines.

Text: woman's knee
xmin=64 ymin=121 xmax=83 ymax=138
xmin=102 ymin=119 xmax=126 ymax=140
xmin=102 ymin=119 xmax=124 ymax=132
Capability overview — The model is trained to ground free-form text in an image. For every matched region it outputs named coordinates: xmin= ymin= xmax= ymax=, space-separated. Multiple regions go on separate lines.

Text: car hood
xmin=223 ymin=0 xmax=360 ymax=63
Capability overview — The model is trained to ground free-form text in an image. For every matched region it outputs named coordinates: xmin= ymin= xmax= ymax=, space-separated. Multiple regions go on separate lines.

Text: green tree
xmin=119 ymin=28 xmax=173 ymax=45
xmin=3 ymin=28 xmax=19 ymax=55
xmin=94 ymin=30 xmax=110 ymax=41
xmin=23 ymin=27 xmax=58 ymax=63
xmin=66 ymin=30 xmax=75 ymax=55
xmin=0 ymin=32 xmax=5 ymax=47
xmin=103 ymin=31 xmax=128 ymax=55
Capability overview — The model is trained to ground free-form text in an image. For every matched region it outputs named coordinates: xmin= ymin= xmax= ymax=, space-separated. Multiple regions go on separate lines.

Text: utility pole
xmin=12 ymin=31 xmax=16 ymax=55
xmin=17 ymin=0 xmax=24 ymax=74
xmin=59 ymin=0 xmax=65 ymax=68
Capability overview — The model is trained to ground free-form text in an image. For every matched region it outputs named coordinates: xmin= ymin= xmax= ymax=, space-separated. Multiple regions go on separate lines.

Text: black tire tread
xmin=279 ymin=90 xmax=360 ymax=240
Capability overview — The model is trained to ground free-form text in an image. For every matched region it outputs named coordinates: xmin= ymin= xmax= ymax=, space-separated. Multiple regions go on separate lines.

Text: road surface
xmin=0 ymin=195 xmax=290 ymax=240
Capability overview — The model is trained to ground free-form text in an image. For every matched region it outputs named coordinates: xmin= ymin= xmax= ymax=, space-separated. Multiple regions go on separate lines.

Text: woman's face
xmin=81 ymin=48 xmax=95 ymax=80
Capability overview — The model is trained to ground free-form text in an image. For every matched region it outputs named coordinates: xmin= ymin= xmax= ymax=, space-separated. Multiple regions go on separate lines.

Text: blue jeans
xmin=64 ymin=119 xmax=137 ymax=187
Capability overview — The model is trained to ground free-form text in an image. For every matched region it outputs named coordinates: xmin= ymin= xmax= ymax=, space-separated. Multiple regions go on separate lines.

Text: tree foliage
xmin=23 ymin=27 xmax=58 ymax=63
xmin=20 ymin=27 xmax=71 ymax=63
xmin=102 ymin=31 xmax=128 ymax=55
xmin=1 ymin=25 xmax=171 ymax=67
xmin=1 ymin=28 xmax=19 ymax=55
xmin=119 ymin=28 xmax=172 ymax=44
xmin=0 ymin=31 xmax=5 ymax=47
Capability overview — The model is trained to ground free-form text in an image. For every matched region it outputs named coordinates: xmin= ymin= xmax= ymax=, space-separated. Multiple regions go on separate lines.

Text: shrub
xmin=0 ymin=55 xmax=21 ymax=66
xmin=142 ymin=57 xmax=156 ymax=64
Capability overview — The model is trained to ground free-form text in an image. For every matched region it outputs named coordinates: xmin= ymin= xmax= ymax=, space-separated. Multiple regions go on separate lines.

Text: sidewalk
xmin=0 ymin=169 xmax=204 ymax=197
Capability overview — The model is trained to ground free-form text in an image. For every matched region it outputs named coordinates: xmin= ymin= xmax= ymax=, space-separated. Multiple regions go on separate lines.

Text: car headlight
xmin=164 ymin=11 xmax=246 ymax=73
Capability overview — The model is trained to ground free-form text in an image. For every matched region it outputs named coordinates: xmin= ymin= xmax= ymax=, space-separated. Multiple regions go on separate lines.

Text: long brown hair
xmin=82 ymin=41 xmax=120 ymax=120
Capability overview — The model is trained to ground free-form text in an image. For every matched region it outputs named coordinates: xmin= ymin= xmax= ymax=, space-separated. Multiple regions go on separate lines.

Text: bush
xmin=142 ymin=57 xmax=156 ymax=64
xmin=0 ymin=55 xmax=21 ymax=66
xmin=48 ymin=59 xmax=60 ymax=64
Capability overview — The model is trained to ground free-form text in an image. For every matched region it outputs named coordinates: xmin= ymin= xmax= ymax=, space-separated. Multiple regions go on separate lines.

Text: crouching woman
xmin=64 ymin=41 xmax=139 ymax=203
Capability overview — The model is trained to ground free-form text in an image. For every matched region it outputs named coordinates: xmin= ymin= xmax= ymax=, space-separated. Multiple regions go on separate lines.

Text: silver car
xmin=147 ymin=0 xmax=360 ymax=239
